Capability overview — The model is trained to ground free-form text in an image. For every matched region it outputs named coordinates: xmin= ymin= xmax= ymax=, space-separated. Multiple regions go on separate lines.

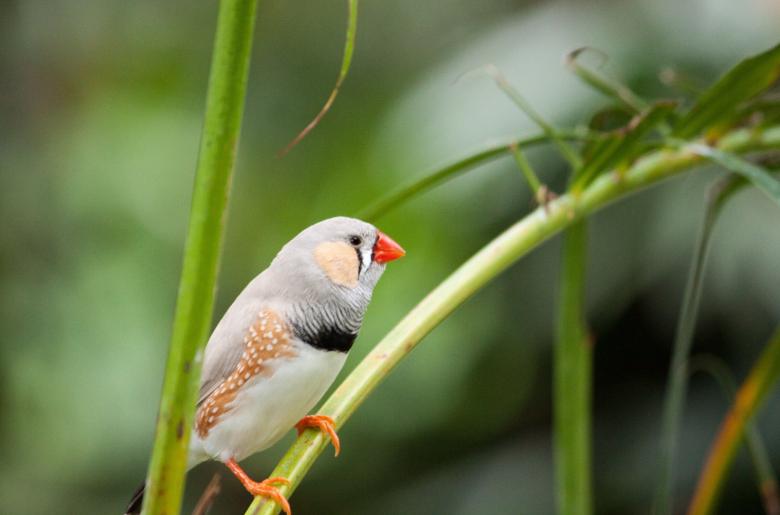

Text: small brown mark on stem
xmin=585 ymin=330 xmax=597 ymax=349
xmin=535 ymin=185 xmax=558 ymax=214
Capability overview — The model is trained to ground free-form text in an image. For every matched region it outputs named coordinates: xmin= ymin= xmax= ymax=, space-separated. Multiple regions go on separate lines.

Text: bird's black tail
xmin=124 ymin=481 xmax=145 ymax=515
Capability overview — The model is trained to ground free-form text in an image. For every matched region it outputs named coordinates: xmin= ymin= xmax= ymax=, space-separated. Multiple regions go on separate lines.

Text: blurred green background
xmin=1 ymin=1 xmax=779 ymax=514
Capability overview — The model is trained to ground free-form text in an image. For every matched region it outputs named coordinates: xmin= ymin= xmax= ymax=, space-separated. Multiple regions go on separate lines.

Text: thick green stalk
xmin=688 ymin=327 xmax=780 ymax=515
xmin=247 ymin=125 xmax=780 ymax=515
xmin=142 ymin=1 xmax=258 ymax=513
xmin=554 ymin=221 xmax=593 ymax=515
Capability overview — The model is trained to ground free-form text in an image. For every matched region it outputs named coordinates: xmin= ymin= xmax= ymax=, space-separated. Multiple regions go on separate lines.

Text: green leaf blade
xmin=673 ymin=43 xmax=780 ymax=140
xmin=689 ymin=144 xmax=780 ymax=205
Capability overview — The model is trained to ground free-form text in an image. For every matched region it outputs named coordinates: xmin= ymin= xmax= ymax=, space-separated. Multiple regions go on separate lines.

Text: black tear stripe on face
xmin=354 ymin=246 xmax=363 ymax=277
xmin=293 ymin=323 xmax=357 ymax=353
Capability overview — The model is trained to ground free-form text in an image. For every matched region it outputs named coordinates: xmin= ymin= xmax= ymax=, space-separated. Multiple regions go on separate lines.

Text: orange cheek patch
xmin=196 ymin=309 xmax=297 ymax=438
xmin=314 ymin=242 xmax=359 ymax=288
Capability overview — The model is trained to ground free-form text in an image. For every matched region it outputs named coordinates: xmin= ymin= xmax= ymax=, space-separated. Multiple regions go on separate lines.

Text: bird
xmin=126 ymin=216 xmax=405 ymax=515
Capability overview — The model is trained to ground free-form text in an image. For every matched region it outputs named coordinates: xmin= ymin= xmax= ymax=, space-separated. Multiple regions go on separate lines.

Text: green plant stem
xmin=554 ymin=221 xmax=593 ymax=515
xmin=688 ymin=327 xmax=780 ymax=515
xmin=142 ymin=1 xmax=259 ymax=513
xmin=247 ymin=125 xmax=780 ymax=515
xmin=511 ymin=144 xmax=543 ymax=196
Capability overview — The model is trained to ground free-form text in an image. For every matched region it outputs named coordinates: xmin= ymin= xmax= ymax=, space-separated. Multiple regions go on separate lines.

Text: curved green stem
xmin=142 ymin=0 xmax=259 ymax=513
xmin=247 ymin=125 xmax=780 ymax=515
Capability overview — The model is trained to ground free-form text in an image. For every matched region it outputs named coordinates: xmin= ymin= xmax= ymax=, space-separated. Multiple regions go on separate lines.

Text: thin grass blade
xmin=653 ymin=174 xmax=751 ymax=515
xmin=566 ymin=47 xmax=648 ymax=113
xmin=511 ymin=142 xmax=558 ymax=207
xmin=687 ymin=327 xmax=780 ymax=515
xmin=482 ymin=64 xmax=582 ymax=169
xmin=279 ymin=0 xmax=359 ymax=156
xmin=688 ymin=355 xmax=779 ymax=515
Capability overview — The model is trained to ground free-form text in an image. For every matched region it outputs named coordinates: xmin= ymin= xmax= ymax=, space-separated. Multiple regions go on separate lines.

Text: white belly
xmin=189 ymin=343 xmax=346 ymax=464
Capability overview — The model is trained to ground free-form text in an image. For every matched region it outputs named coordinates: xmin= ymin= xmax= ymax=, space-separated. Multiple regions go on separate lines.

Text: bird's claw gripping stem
xmin=225 ymin=458 xmax=292 ymax=515
xmin=295 ymin=414 xmax=341 ymax=456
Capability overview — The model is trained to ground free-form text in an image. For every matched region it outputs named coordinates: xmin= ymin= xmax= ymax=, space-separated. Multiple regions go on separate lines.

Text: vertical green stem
xmin=554 ymin=220 xmax=593 ymax=515
xmin=141 ymin=1 xmax=259 ymax=513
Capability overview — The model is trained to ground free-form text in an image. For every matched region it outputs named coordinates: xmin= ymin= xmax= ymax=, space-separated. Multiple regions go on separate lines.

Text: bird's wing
xmin=197 ymin=351 xmax=243 ymax=407
xmin=194 ymin=304 xmax=298 ymax=438
xmin=197 ymin=298 xmax=263 ymax=406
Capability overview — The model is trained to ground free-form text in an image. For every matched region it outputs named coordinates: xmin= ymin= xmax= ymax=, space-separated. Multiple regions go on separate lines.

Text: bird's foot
xmin=295 ymin=414 xmax=341 ymax=456
xmin=225 ymin=458 xmax=291 ymax=515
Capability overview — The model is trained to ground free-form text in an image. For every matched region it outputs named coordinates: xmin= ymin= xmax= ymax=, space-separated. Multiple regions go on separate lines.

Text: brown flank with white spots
xmin=196 ymin=309 xmax=296 ymax=437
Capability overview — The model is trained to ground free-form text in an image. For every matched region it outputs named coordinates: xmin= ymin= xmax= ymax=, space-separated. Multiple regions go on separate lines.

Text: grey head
xmin=258 ymin=216 xmax=405 ymax=352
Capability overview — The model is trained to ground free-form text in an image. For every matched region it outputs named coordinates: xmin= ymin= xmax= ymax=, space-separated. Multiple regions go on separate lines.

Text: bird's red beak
xmin=373 ymin=231 xmax=406 ymax=264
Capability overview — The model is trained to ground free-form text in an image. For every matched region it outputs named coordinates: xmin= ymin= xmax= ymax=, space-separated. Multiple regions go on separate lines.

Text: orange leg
xmin=225 ymin=458 xmax=292 ymax=515
xmin=295 ymin=415 xmax=341 ymax=456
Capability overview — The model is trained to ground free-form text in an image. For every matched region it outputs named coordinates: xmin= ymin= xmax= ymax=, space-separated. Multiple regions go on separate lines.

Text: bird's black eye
xmin=349 ymin=235 xmax=362 ymax=247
